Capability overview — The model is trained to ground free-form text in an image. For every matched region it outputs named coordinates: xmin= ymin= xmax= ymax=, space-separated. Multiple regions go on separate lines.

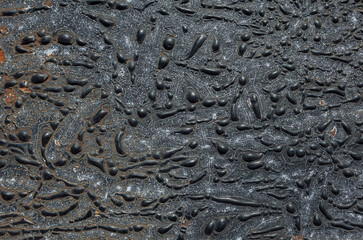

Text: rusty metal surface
xmin=0 ymin=0 xmax=362 ymax=239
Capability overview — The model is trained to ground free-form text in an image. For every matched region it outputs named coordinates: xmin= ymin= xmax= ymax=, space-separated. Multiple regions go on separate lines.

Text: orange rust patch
xmin=95 ymin=210 xmax=101 ymax=217
xmin=0 ymin=27 xmax=5 ymax=34
xmin=319 ymin=100 xmax=325 ymax=105
xmin=178 ymin=215 xmax=186 ymax=228
xmin=0 ymin=49 xmax=5 ymax=63
xmin=3 ymin=88 xmax=17 ymax=105
xmin=330 ymin=126 xmax=337 ymax=137
xmin=2 ymin=73 xmax=10 ymax=81
xmin=43 ymin=0 xmax=52 ymax=7
xmin=19 ymin=87 xmax=31 ymax=93
xmin=292 ymin=235 xmax=303 ymax=240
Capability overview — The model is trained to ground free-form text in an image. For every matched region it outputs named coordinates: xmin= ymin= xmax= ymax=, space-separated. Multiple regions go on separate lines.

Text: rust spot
xmin=2 ymin=73 xmax=10 ymax=81
xmin=95 ymin=210 xmax=101 ymax=217
xmin=292 ymin=236 xmax=303 ymax=240
xmin=19 ymin=87 xmax=31 ymax=93
xmin=3 ymin=88 xmax=17 ymax=105
xmin=0 ymin=26 xmax=5 ymax=34
xmin=0 ymin=48 xmax=5 ymax=63
xmin=319 ymin=100 xmax=325 ymax=105
xmin=178 ymin=215 xmax=186 ymax=228
xmin=330 ymin=126 xmax=337 ymax=137
xmin=43 ymin=0 xmax=52 ymax=7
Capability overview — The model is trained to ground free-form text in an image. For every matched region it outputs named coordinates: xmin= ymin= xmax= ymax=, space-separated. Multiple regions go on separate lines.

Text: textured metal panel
xmin=0 ymin=0 xmax=362 ymax=239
